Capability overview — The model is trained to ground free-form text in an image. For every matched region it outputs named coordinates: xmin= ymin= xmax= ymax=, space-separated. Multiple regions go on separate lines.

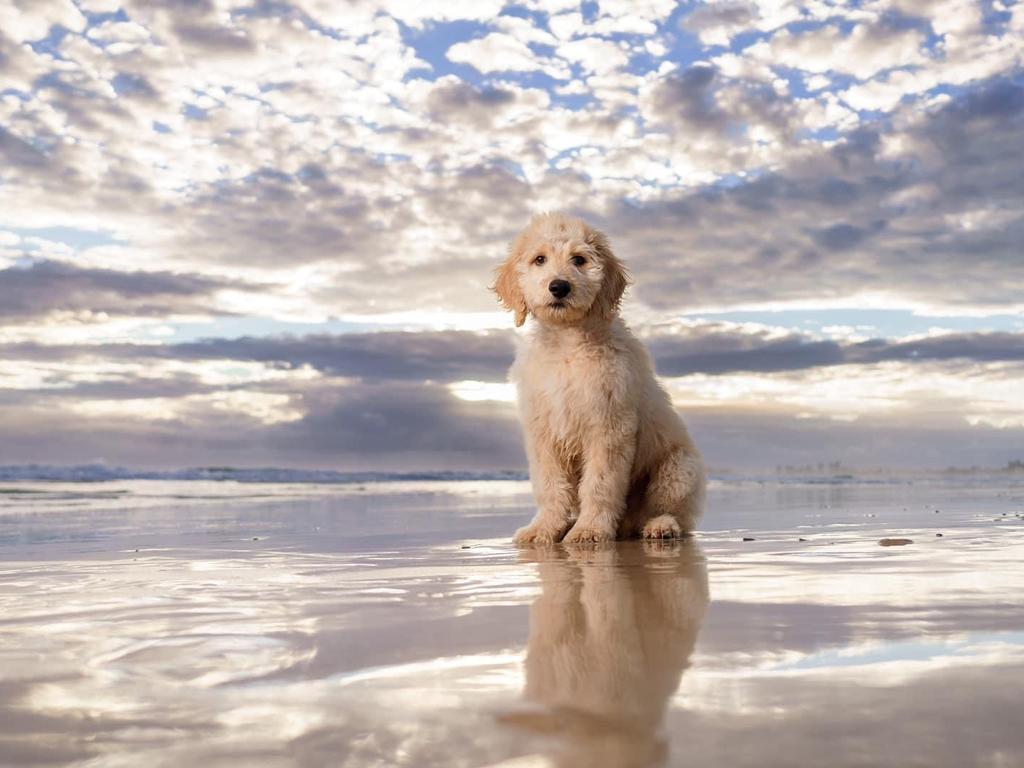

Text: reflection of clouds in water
xmin=670 ymin=654 xmax=1024 ymax=768
xmin=0 ymin=555 xmax=320 ymax=764
xmin=502 ymin=541 xmax=709 ymax=768
xmin=0 ymin=543 xmax=540 ymax=767
xmin=1 ymin=484 xmax=1024 ymax=766
xmin=666 ymin=529 xmax=1024 ymax=767
xmin=700 ymin=523 xmax=1024 ymax=612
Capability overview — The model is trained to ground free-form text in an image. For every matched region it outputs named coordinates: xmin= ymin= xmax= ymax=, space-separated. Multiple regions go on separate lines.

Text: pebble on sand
xmin=742 ymin=537 xmax=756 ymax=542
xmin=879 ymin=538 xmax=914 ymax=546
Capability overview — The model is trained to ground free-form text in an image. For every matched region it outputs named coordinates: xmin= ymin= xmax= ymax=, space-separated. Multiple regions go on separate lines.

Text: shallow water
xmin=1 ymin=477 xmax=1023 ymax=766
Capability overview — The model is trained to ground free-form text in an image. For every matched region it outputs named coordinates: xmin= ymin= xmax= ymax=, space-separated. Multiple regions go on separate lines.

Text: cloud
xmin=746 ymin=20 xmax=928 ymax=80
xmin=2 ymin=3 xmax=1018 ymax=322
xmin=0 ymin=260 xmax=231 ymax=320
xmin=425 ymin=79 xmax=518 ymax=127
xmin=638 ymin=60 xmax=802 ymax=179
xmin=0 ymin=1 xmax=1022 ymax=469
xmin=5 ymin=325 xmax=1024 ymax=381
xmin=646 ymin=62 xmax=728 ymax=134
xmin=0 ymin=30 xmax=52 ymax=92
xmin=2 ymin=320 xmax=1023 ymax=469
xmin=271 ymin=381 xmax=522 ymax=464
xmin=0 ymin=126 xmax=48 ymax=169
xmin=418 ymin=76 xmax=552 ymax=135
xmin=0 ymin=330 xmax=513 ymax=387
xmin=647 ymin=326 xmax=1024 ymax=376
xmin=447 ymin=33 xmax=570 ymax=78
xmin=0 ymin=378 xmax=524 ymax=470
xmin=687 ymin=407 xmax=1024 ymax=470
xmin=599 ymin=77 xmax=1024 ymax=315
xmin=681 ymin=1 xmax=759 ymax=47
xmin=168 ymin=331 xmax=516 ymax=382
xmin=0 ymin=0 xmax=85 ymax=41
xmin=1 ymin=359 xmax=1021 ymax=470
xmin=811 ymin=222 xmax=881 ymax=251
xmin=557 ymin=38 xmax=630 ymax=75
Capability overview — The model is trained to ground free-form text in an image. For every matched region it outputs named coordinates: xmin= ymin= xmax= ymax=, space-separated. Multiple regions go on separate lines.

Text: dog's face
xmin=493 ymin=213 xmax=629 ymax=327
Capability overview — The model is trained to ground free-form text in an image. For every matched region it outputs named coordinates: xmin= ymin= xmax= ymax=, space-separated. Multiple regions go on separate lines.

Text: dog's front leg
xmin=514 ymin=436 xmax=578 ymax=546
xmin=563 ymin=424 xmax=636 ymax=544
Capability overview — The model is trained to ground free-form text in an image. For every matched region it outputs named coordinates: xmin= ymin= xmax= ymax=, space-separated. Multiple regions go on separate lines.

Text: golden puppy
xmin=494 ymin=212 xmax=705 ymax=545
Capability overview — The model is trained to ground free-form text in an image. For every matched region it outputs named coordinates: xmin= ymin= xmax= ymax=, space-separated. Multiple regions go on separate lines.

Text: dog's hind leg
xmin=641 ymin=448 xmax=706 ymax=538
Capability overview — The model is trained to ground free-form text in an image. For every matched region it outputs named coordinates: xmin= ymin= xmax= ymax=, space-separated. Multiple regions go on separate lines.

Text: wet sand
xmin=1 ymin=476 xmax=1023 ymax=767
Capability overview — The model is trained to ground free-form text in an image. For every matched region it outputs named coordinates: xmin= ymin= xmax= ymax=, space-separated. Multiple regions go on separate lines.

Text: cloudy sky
xmin=1 ymin=0 xmax=1022 ymax=472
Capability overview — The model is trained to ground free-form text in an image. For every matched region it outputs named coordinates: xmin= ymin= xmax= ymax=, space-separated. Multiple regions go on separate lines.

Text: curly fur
xmin=493 ymin=212 xmax=706 ymax=545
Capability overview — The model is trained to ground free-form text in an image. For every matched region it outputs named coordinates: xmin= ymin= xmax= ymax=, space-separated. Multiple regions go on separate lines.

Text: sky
xmin=0 ymin=0 xmax=1022 ymax=472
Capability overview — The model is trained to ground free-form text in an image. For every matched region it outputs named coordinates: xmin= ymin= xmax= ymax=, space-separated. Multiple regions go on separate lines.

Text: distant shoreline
xmin=1 ymin=464 xmax=1021 ymax=485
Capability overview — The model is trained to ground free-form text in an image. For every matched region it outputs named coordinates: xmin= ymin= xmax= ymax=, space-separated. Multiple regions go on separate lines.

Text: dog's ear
xmin=492 ymin=251 xmax=528 ymax=327
xmin=587 ymin=227 xmax=630 ymax=320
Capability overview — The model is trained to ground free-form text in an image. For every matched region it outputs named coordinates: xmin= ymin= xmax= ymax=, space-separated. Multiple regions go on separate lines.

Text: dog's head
xmin=492 ymin=213 xmax=629 ymax=328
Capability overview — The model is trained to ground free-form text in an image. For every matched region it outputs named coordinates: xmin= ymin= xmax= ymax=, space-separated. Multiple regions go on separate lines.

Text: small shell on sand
xmin=879 ymin=538 xmax=914 ymax=547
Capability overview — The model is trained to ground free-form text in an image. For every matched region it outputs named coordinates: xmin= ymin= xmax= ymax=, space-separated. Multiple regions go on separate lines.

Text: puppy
xmin=493 ymin=212 xmax=705 ymax=545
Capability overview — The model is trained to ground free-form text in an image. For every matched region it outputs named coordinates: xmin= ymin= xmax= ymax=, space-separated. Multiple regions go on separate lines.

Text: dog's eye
xmin=533 ymin=254 xmax=546 ymax=265
xmin=570 ymin=255 xmax=586 ymax=267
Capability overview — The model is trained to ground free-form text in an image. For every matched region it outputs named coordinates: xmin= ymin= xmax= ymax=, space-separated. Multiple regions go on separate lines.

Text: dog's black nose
xmin=548 ymin=279 xmax=571 ymax=299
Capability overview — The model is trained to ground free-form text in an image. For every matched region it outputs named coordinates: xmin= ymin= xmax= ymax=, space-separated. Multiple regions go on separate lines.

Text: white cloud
xmin=494 ymin=15 xmax=560 ymax=47
xmin=292 ymin=0 xmax=507 ymax=31
xmin=596 ymin=0 xmax=677 ymax=23
xmin=447 ymin=33 xmax=571 ymax=78
xmin=448 ymin=380 xmax=517 ymax=402
xmin=520 ymin=0 xmax=581 ymax=13
xmin=868 ymin=0 xmax=982 ymax=37
xmin=805 ymin=74 xmax=831 ymax=92
xmin=588 ymin=13 xmax=659 ymax=36
xmin=558 ymin=37 xmax=630 ymax=74
xmin=0 ymin=0 xmax=86 ymax=42
xmin=86 ymin=20 xmax=153 ymax=45
xmin=0 ymin=0 xmax=1021 ymax=468
xmin=548 ymin=11 xmax=583 ymax=41
xmin=665 ymin=360 xmax=1024 ymax=428
xmin=747 ymin=21 xmax=926 ymax=81
xmin=681 ymin=0 xmax=835 ymax=47
xmin=67 ymin=391 xmax=305 ymax=424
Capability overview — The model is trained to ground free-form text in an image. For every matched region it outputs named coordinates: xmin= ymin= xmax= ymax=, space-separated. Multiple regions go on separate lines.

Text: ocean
xmin=1 ymin=472 xmax=1022 ymax=766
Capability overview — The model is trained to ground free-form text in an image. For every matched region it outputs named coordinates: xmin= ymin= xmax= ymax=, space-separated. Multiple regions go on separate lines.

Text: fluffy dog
xmin=493 ymin=212 xmax=705 ymax=545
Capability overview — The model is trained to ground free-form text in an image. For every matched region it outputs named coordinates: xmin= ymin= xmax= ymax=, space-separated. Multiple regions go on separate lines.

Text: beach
xmin=1 ymin=475 xmax=1023 ymax=767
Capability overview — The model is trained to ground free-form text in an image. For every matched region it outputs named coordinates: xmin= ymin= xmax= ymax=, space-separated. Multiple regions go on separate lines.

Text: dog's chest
xmin=514 ymin=342 xmax=617 ymax=447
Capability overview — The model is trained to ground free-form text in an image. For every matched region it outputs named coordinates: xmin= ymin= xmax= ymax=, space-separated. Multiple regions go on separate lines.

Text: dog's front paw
xmin=514 ymin=523 xmax=564 ymax=547
xmin=562 ymin=523 xmax=615 ymax=545
xmin=642 ymin=514 xmax=682 ymax=539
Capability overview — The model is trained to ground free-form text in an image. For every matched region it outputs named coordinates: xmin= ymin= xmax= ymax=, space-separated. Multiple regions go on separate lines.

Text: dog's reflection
xmin=501 ymin=540 xmax=709 ymax=768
